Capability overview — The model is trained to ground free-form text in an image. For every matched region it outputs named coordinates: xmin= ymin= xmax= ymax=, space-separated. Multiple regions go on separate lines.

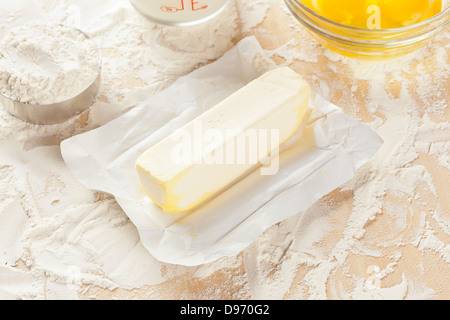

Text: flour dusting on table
xmin=0 ymin=22 xmax=100 ymax=105
xmin=0 ymin=0 xmax=448 ymax=300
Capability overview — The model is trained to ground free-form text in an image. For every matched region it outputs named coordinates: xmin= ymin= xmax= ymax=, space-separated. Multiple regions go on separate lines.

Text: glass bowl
xmin=284 ymin=0 xmax=450 ymax=58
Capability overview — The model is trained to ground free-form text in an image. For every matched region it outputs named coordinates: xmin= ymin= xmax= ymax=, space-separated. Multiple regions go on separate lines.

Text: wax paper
xmin=61 ymin=37 xmax=383 ymax=266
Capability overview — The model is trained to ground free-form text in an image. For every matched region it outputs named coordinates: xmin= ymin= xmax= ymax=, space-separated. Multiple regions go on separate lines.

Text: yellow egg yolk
xmin=301 ymin=0 xmax=443 ymax=29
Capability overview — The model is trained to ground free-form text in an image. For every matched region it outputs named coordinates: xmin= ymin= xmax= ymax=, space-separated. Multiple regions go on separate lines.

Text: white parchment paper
xmin=61 ymin=37 xmax=383 ymax=266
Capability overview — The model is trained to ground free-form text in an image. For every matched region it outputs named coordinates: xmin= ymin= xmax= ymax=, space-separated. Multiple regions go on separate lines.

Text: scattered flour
xmin=0 ymin=0 xmax=448 ymax=300
xmin=244 ymin=7 xmax=450 ymax=299
xmin=0 ymin=22 xmax=100 ymax=104
xmin=0 ymin=0 xmax=240 ymax=300
xmin=236 ymin=0 xmax=270 ymax=33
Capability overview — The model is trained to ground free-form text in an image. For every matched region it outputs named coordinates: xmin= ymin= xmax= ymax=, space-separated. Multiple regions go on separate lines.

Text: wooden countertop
xmin=1 ymin=0 xmax=448 ymax=300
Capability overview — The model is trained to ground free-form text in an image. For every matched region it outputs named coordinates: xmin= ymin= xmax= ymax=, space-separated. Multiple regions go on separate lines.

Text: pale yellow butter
xmin=136 ymin=67 xmax=311 ymax=213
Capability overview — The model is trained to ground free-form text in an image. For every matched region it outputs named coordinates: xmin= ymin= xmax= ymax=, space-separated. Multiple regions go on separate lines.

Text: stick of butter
xmin=136 ymin=67 xmax=311 ymax=213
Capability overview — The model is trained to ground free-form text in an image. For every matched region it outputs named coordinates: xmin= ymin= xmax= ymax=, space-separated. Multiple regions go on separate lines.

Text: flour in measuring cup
xmin=0 ymin=21 xmax=100 ymax=105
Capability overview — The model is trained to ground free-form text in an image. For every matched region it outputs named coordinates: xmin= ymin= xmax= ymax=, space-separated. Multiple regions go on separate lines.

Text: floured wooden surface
xmin=0 ymin=0 xmax=448 ymax=299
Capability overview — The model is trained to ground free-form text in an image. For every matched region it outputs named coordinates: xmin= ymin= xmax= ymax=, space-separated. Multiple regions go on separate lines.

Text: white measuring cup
xmin=130 ymin=0 xmax=230 ymax=26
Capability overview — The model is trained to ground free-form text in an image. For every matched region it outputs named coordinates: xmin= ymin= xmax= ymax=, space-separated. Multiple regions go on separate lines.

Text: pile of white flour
xmin=0 ymin=21 xmax=100 ymax=104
